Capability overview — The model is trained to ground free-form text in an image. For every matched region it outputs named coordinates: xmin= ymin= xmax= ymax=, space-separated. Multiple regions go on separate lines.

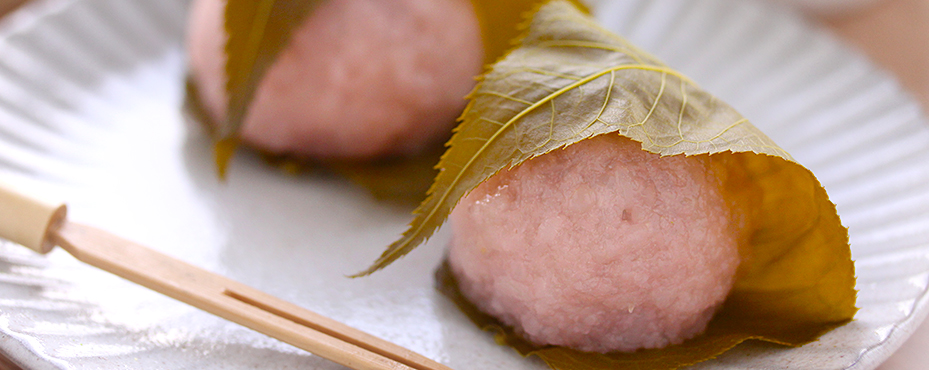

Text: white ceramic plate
xmin=0 ymin=0 xmax=926 ymax=369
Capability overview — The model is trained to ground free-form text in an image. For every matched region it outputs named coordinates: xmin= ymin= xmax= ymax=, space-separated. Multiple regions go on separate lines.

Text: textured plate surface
xmin=0 ymin=0 xmax=926 ymax=369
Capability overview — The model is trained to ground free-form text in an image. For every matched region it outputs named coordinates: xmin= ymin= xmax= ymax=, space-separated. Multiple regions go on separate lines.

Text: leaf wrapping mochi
xmin=361 ymin=1 xmax=857 ymax=369
xmin=187 ymin=0 xmax=485 ymax=178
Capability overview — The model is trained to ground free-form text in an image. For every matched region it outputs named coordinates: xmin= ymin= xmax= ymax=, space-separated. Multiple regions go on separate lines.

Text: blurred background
xmin=0 ymin=0 xmax=924 ymax=369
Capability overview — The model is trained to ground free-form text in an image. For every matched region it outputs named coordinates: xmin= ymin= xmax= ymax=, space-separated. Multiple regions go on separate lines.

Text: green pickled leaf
xmin=364 ymin=2 xmax=856 ymax=368
xmin=218 ymin=0 xmax=322 ymax=176
xmin=469 ymin=0 xmax=589 ymax=65
xmin=357 ymin=0 xmax=789 ymax=275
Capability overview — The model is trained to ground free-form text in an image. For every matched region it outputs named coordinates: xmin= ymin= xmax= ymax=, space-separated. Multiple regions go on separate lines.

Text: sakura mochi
xmin=186 ymin=0 xmax=484 ymax=159
xmin=447 ymin=134 xmax=746 ymax=353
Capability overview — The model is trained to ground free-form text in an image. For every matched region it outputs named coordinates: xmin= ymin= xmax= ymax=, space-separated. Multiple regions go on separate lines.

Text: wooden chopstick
xmin=0 ymin=182 xmax=452 ymax=370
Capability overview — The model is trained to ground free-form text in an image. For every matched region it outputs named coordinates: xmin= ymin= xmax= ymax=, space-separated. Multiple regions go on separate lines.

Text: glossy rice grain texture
xmin=187 ymin=0 xmax=484 ymax=159
xmin=448 ymin=135 xmax=744 ymax=353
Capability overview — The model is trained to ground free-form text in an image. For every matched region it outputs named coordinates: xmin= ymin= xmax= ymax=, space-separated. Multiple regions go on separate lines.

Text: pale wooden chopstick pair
xmin=0 ymin=182 xmax=452 ymax=370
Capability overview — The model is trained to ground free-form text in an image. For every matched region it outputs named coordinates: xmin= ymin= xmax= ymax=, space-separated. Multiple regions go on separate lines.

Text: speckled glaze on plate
xmin=0 ymin=0 xmax=925 ymax=369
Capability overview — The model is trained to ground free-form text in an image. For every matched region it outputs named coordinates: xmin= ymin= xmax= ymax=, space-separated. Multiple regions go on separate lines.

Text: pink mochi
xmin=448 ymin=135 xmax=745 ymax=353
xmin=186 ymin=0 xmax=484 ymax=159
